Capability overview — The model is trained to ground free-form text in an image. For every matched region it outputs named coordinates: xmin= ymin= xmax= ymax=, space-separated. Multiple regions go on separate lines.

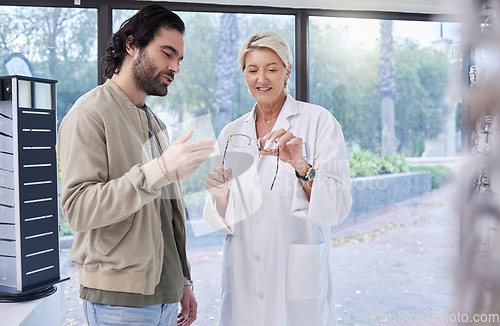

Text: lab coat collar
xmin=240 ymin=109 xmax=257 ymax=138
xmin=272 ymin=93 xmax=299 ymax=132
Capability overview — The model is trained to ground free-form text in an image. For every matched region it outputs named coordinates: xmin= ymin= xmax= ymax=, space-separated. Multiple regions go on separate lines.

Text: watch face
xmin=308 ymin=167 xmax=316 ymax=180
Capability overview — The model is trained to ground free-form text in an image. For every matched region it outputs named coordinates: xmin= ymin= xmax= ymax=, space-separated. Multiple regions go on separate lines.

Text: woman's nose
xmin=257 ymin=71 xmax=267 ymax=82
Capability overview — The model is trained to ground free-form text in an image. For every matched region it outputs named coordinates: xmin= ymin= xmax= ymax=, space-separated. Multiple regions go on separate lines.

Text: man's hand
xmin=177 ymin=285 xmax=197 ymax=325
xmin=158 ymin=129 xmax=215 ymax=182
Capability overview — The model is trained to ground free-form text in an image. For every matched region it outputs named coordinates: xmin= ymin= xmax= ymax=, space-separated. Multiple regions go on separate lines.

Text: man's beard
xmin=132 ymin=48 xmax=171 ymax=97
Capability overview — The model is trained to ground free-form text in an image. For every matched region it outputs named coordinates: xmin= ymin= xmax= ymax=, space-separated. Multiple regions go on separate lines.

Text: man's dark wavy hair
xmin=102 ymin=5 xmax=185 ymax=79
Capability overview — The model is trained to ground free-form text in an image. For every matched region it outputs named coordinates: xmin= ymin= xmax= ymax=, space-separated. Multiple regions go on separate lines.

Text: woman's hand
xmin=205 ymin=167 xmax=232 ymax=217
xmin=261 ymin=128 xmax=308 ymax=173
xmin=262 ymin=128 xmax=312 ymax=200
xmin=206 ymin=167 xmax=232 ymax=196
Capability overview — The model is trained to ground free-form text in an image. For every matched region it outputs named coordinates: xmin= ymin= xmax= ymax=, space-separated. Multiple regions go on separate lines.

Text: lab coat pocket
xmin=286 ymin=243 xmax=328 ymax=300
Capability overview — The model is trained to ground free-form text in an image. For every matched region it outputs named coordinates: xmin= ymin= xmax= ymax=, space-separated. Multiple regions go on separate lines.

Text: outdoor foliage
xmin=59 ymin=218 xmax=73 ymax=237
xmin=410 ymin=165 xmax=455 ymax=189
xmin=349 ymin=149 xmax=454 ymax=189
xmin=349 ymin=149 xmax=409 ymax=178
xmin=394 ymin=40 xmax=450 ymax=156
xmin=309 ymin=20 xmax=451 ymax=156
xmin=0 ymin=7 xmax=98 ymax=125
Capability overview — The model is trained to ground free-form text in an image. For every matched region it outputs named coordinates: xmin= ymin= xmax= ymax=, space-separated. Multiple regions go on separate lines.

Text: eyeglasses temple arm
xmin=270 ymin=147 xmax=279 ymax=190
xmin=222 ymin=138 xmax=230 ymax=183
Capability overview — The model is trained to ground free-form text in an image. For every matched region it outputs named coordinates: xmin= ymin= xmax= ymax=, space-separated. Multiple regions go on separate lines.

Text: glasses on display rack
xmin=222 ymin=134 xmax=279 ymax=190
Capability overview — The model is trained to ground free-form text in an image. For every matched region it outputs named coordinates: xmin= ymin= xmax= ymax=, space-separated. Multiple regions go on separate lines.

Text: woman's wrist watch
xmin=295 ymin=163 xmax=315 ymax=181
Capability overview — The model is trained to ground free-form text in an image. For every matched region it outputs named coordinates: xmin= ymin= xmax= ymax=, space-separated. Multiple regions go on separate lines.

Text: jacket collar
xmin=103 ymin=79 xmax=138 ymax=110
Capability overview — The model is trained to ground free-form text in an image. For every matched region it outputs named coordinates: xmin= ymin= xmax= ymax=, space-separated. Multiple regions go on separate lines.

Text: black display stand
xmin=0 ymin=75 xmax=67 ymax=301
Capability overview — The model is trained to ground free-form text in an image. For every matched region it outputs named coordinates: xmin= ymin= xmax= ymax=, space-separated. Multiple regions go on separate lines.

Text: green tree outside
xmin=0 ymin=6 xmax=98 ymax=125
xmin=309 ymin=18 xmax=451 ymax=156
xmin=394 ymin=40 xmax=449 ymax=156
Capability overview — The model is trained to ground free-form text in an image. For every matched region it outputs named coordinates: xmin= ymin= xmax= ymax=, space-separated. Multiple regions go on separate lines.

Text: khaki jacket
xmin=57 ymin=79 xmax=189 ymax=295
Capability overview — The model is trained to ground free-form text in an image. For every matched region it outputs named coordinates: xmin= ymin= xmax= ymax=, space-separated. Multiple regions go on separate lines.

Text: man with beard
xmin=56 ymin=5 xmax=213 ymax=325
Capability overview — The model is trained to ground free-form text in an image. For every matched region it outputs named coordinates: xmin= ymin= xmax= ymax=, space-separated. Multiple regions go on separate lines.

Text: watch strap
xmin=295 ymin=163 xmax=312 ymax=181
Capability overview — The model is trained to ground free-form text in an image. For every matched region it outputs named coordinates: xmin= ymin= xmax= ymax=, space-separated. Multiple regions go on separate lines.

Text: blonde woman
xmin=204 ymin=31 xmax=352 ymax=326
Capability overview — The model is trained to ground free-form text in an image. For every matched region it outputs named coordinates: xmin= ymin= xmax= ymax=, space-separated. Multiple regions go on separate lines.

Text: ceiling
xmin=153 ymin=0 xmax=461 ymax=15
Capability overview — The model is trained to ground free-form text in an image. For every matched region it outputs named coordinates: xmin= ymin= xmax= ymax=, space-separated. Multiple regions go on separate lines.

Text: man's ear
xmin=126 ymin=36 xmax=138 ymax=56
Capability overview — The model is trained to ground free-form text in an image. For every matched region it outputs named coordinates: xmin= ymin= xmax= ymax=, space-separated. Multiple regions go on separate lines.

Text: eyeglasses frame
xmin=222 ymin=133 xmax=280 ymax=190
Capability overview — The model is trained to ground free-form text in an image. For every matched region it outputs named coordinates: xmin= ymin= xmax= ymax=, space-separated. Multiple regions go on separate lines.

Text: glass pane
xmin=0 ymin=6 xmax=98 ymax=124
xmin=18 ymin=80 xmax=32 ymax=108
xmin=310 ymin=16 xmax=462 ymax=324
xmin=34 ymin=82 xmax=52 ymax=110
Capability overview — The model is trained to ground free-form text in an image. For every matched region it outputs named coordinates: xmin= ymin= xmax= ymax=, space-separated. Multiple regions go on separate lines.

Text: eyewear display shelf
xmin=0 ymin=75 xmax=67 ymax=302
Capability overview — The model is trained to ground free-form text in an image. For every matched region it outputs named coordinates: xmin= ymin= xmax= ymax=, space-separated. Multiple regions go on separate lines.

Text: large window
xmin=309 ymin=16 xmax=462 ymax=324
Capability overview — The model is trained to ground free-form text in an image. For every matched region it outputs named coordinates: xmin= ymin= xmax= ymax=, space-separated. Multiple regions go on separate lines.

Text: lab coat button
xmin=258 ymin=292 xmax=265 ymax=300
xmin=254 ymin=177 xmax=261 ymax=187
xmin=254 ymin=254 xmax=261 ymax=262
xmin=253 ymin=216 xmax=261 ymax=223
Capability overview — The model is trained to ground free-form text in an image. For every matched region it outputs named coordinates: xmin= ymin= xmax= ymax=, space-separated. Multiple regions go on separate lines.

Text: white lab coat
xmin=204 ymin=94 xmax=352 ymax=326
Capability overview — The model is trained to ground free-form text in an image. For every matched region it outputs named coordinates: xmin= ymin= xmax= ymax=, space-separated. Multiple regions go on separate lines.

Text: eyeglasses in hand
xmin=222 ymin=134 xmax=279 ymax=190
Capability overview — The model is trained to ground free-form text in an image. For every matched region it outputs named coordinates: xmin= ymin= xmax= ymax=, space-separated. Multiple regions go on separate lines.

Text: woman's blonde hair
xmin=237 ymin=31 xmax=293 ymax=72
